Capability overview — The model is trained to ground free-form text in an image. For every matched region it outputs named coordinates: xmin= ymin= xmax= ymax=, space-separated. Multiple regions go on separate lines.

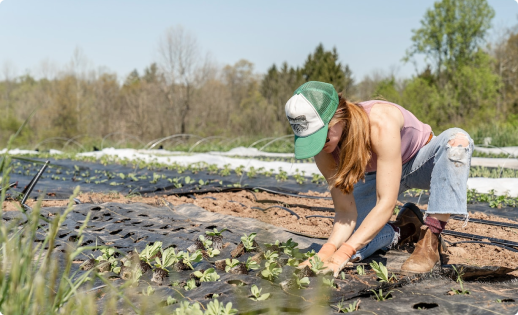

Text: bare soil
xmin=5 ymin=190 xmax=518 ymax=274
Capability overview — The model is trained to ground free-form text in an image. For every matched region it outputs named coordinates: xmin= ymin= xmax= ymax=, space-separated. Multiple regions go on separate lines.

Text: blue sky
xmin=0 ymin=0 xmax=517 ymax=81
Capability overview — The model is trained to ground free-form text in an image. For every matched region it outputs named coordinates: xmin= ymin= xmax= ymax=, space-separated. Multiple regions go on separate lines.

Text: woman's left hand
xmin=320 ymin=243 xmax=356 ymax=277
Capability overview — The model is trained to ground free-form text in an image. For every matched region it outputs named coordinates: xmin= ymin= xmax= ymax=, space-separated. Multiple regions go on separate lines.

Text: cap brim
xmin=294 ymin=124 xmax=328 ymax=159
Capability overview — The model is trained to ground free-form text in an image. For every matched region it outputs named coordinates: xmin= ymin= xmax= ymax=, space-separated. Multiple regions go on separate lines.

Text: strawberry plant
xmin=309 ymin=255 xmax=326 ymax=275
xmin=249 ymin=285 xmax=270 ymax=301
xmin=205 ymin=299 xmax=238 ymax=315
xmin=193 ymin=268 xmax=220 ymax=282
xmin=322 ymin=277 xmax=336 ymax=288
xmin=182 ymin=250 xmax=203 ymax=269
xmin=206 ymin=228 xmax=227 ymax=237
xmin=225 ymin=259 xmax=240 ymax=273
xmin=198 ymin=235 xmax=213 ymax=249
xmin=263 ymin=250 xmax=279 ymax=262
xmin=206 ymin=248 xmax=220 ymax=257
xmin=295 ymin=276 xmax=310 ymax=289
xmin=241 ymin=233 xmax=257 ymax=251
xmin=245 ymin=257 xmax=260 ymax=270
xmin=261 ymin=261 xmax=282 ymax=281
xmin=184 ymin=278 xmax=197 ymax=291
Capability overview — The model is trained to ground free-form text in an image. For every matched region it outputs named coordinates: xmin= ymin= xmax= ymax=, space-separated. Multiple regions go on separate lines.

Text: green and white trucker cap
xmin=285 ymin=81 xmax=339 ymax=159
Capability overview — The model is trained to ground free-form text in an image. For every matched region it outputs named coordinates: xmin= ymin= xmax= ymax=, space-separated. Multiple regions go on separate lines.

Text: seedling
xmin=166 ymin=296 xmax=178 ymax=306
xmin=219 ymin=164 xmax=232 ymax=176
xmin=198 ymin=235 xmax=213 ymax=249
xmin=95 ymin=247 xmax=119 ymax=272
xmin=182 ymin=250 xmax=203 ymax=269
xmin=334 ymin=299 xmax=360 ymax=313
xmin=450 ymin=265 xmax=470 ymax=295
xmin=295 ymin=276 xmax=310 ymax=289
xmin=154 ymin=247 xmax=181 ymax=270
xmin=193 ymin=268 xmax=220 ymax=282
xmin=261 ymin=261 xmax=282 ymax=281
xmin=235 ymin=165 xmax=245 ymax=176
xmin=356 ymin=265 xmax=366 ymax=275
xmin=275 ymin=169 xmax=288 ymax=182
xmin=139 ymin=242 xmax=163 ymax=265
xmin=168 ymin=177 xmax=183 ymax=188
xmin=150 ymin=173 xmax=161 ymax=184
xmin=369 ymin=261 xmax=396 ymax=283
xmin=206 ymin=228 xmax=227 ymax=237
xmin=371 ymin=289 xmax=393 ymax=301
xmin=184 ymin=278 xmax=197 ymax=291
xmin=141 ymin=285 xmax=155 ymax=296
xmin=205 ymin=299 xmax=238 ymax=315
xmin=247 ymin=167 xmax=257 ymax=178
xmin=206 ymin=248 xmax=220 ymax=257
xmin=280 ymin=238 xmax=299 ymax=257
xmin=250 ymin=285 xmax=270 ymax=301
xmin=322 ymin=277 xmax=335 ymax=288
xmin=245 ymin=257 xmax=260 ymax=270
xmin=184 ymin=176 xmax=195 ymax=184
xmin=263 ymin=250 xmax=279 ymax=262
xmin=303 ymin=249 xmax=317 ymax=259
xmin=225 ymin=259 xmax=240 ymax=273
xmin=241 ymin=233 xmax=257 ymax=251
xmin=309 ymin=255 xmax=326 ymax=274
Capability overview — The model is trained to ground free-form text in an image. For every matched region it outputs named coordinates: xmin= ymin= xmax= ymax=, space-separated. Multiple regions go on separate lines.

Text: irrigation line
xmin=305 ymin=215 xmax=333 ymax=219
xmin=442 ymin=230 xmax=518 ymax=249
xmin=250 ymin=205 xmax=300 ymax=219
xmin=445 ymin=241 xmax=518 ymax=253
xmin=451 ymin=215 xmax=518 ymax=229
xmin=251 ymin=187 xmax=332 ymax=200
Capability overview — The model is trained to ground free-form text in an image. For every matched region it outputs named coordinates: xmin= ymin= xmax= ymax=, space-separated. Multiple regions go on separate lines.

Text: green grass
xmin=469 ymin=124 xmax=518 ymax=147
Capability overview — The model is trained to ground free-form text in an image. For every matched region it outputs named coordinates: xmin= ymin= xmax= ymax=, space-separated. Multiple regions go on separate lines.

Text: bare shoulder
xmin=369 ymin=102 xmax=404 ymax=130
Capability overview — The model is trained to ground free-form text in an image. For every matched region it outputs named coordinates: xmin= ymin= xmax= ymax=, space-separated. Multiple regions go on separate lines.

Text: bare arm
xmin=344 ymin=105 xmax=402 ymax=251
xmin=314 ymin=150 xmax=358 ymax=249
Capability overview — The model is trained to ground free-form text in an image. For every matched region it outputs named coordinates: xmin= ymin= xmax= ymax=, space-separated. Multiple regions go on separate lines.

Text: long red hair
xmin=329 ymin=94 xmax=371 ymax=194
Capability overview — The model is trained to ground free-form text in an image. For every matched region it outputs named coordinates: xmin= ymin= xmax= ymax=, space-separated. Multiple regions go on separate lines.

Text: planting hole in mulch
xmin=499 ymin=299 xmax=515 ymax=303
xmin=227 ymin=279 xmax=247 ymax=286
xmin=413 ymin=302 xmax=439 ymax=309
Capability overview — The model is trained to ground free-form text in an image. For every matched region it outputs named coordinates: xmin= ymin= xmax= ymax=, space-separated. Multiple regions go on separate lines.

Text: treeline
xmin=0 ymin=0 xmax=517 ymax=149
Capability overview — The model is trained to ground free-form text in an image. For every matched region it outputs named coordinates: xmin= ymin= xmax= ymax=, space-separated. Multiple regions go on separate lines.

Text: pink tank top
xmin=332 ymin=100 xmax=432 ymax=172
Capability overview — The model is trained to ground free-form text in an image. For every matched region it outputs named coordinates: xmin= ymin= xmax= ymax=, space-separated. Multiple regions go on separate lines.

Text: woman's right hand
xmin=297 ymin=243 xmax=336 ymax=268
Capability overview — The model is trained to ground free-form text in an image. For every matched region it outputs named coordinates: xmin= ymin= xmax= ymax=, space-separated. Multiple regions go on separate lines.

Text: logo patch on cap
xmin=287 ymin=115 xmax=309 ymax=134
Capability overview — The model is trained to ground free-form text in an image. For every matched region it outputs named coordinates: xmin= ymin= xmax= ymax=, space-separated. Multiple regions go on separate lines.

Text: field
xmin=1 ymin=146 xmax=517 ymax=314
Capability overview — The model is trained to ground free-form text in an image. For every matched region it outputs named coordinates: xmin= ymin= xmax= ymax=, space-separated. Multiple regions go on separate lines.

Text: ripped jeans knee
xmin=445 ymin=130 xmax=473 ymax=167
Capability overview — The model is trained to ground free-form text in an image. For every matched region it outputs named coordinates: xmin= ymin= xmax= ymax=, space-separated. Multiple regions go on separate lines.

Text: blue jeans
xmin=349 ymin=128 xmax=474 ymax=261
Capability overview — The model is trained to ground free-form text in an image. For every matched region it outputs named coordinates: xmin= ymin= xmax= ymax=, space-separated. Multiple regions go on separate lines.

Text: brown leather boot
xmin=400 ymin=225 xmax=440 ymax=273
xmin=391 ymin=203 xmax=424 ymax=245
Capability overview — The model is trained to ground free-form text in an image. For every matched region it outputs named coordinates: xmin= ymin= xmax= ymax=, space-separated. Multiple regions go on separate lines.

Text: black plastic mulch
xmin=3 ymin=201 xmax=517 ymax=314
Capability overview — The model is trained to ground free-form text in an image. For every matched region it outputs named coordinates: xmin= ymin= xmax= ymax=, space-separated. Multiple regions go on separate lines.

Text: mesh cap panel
xmin=293 ymin=81 xmax=338 ymax=123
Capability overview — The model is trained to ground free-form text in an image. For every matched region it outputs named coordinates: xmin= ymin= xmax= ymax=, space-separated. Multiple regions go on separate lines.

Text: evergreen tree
xmin=301 ymin=44 xmax=347 ymax=92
